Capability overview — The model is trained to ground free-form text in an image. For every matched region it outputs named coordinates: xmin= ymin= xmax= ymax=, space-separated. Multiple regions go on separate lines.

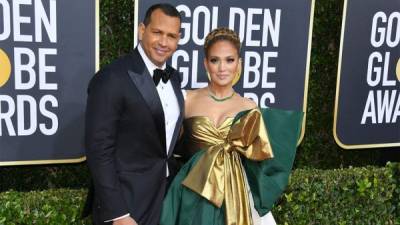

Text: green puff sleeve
xmin=242 ymin=108 xmax=303 ymax=216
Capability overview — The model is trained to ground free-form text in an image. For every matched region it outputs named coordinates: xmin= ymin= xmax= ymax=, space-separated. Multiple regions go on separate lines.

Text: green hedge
xmin=0 ymin=189 xmax=89 ymax=225
xmin=1 ymin=163 xmax=399 ymax=225
xmin=99 ymin=0 xmax=134 ymax=66
xmin=274 ymin=162 xmax=400 ymax=224
xmin=0 ymin=164 xmax=90 ymax=192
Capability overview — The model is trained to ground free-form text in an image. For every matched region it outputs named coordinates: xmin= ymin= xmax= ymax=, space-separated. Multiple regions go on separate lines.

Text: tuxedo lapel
xmin=168 ymin=69 xmax=184 ymax=157
xmin=127 ymin=50 xmax=166 ymax=151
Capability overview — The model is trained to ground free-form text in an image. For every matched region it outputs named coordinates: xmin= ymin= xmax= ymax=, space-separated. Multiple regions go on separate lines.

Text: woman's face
xmin=204 ymin=40 xmax=240 ymax=88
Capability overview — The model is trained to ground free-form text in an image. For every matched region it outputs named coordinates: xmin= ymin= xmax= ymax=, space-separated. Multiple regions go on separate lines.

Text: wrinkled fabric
xmin=160 ymin=108 xmax=303 ymax=225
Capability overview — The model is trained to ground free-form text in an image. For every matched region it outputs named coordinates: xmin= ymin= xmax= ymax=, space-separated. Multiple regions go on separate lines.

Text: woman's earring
xmin=232 ymin=61 xmax=242 ymax=86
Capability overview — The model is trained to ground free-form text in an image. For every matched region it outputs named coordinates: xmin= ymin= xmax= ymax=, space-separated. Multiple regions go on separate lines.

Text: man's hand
xmin=112 ymin=216 xmax=138 ymax=225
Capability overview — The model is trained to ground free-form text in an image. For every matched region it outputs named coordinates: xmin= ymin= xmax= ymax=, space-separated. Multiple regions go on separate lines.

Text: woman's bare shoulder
xmin=239 ymin=95 xmax=257 ymax=110
xmin=184 ymin=88 xmax=207 ymax=106
xmin=187 ymin=88 xmax=207 ymax=98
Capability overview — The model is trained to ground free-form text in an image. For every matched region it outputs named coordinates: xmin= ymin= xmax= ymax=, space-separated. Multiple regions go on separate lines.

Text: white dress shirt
xmin=138 ymin=44 xmax=180 ymax=158
xmin=106 ymin=45 xmax=180 ymax=223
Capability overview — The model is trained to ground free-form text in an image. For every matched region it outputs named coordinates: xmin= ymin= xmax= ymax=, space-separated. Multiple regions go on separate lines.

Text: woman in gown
xmin=160 ymin=28 xmax=303 ymax=225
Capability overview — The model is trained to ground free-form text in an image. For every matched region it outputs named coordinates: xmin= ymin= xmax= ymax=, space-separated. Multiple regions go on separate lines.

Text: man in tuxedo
xmin=84 ymin=4 xmax=183 ymax=225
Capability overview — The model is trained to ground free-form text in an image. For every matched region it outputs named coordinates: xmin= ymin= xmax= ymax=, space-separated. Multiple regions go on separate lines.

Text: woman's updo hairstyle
xmin=204 ymin=27 xmax=241 ymax=57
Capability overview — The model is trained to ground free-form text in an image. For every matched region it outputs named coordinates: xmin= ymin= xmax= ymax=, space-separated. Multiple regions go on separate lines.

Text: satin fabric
xmin=181 ymin=109 xmax=273 ymax=225
xmin=160 ymin=108 xmax=303 ymax=225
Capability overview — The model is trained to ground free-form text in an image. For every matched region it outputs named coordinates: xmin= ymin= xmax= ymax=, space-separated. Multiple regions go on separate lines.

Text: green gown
xmin=160 ymin=108 xmax=303 ymax=225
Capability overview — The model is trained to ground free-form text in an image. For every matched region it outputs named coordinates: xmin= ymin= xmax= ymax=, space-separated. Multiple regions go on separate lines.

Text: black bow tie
xmin=153 ymin=68 xmax=172 ymax=86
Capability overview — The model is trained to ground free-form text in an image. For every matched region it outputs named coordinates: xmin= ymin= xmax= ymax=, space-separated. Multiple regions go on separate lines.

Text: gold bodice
xmin=182 ymin=116 xmax=233 ymax=158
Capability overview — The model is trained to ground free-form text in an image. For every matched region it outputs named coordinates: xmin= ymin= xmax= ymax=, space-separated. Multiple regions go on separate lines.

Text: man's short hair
xmin=143 ymin=3 xmax=181 ymax=26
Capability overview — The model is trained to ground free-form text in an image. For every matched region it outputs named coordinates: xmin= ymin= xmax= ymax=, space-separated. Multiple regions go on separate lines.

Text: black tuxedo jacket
xmin=84 ymin=48 xmax=184 ymax=225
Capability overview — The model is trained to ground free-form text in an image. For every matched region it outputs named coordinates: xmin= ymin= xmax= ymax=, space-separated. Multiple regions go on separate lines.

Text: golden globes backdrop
xmin=0 ymin=0 xmax=99 ymax=165
xmin=134 ymin=0 xmax=315 ymax=142
xmin=334 ymin=0 xmax=400 ymax=149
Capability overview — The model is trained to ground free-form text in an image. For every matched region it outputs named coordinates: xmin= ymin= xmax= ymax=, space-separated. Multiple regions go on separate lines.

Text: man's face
xmin=139 ymin=9 xmax=180 ymax=67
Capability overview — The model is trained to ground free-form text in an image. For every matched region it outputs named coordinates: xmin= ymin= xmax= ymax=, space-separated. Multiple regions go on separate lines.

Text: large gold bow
xmin=182 ymin=110 xmax=273 ymax=225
